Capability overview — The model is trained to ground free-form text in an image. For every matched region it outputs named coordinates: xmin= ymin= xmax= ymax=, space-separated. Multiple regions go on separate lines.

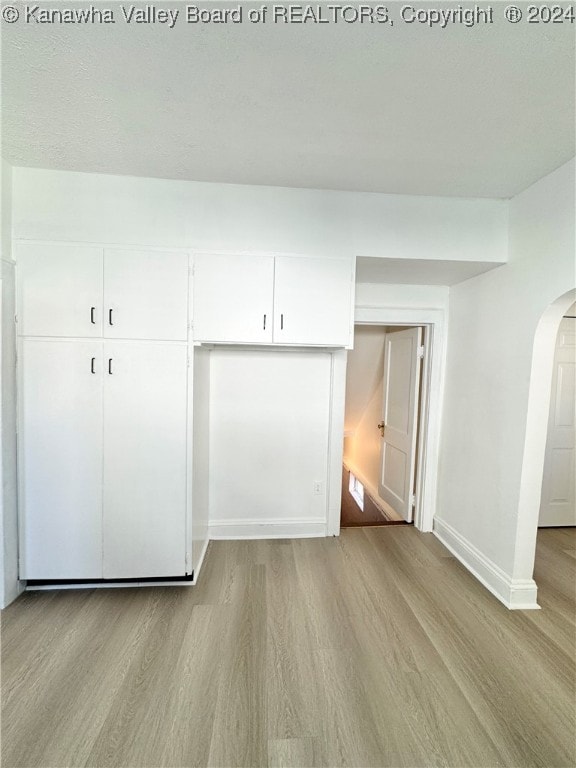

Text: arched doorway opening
xmin=513 ymin=288 xmax=576 ymax=602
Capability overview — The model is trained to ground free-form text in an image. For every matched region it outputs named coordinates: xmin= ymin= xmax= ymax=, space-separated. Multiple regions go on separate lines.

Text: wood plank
xmin=268 ymin=738 xmax=318 ymax=768
xmin=207 ymin=563 xmax=268 ymax=767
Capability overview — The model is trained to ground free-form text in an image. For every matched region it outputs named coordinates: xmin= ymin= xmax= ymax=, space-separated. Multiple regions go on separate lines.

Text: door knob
xmin=377 ymin=422 xmax=385 ymax=437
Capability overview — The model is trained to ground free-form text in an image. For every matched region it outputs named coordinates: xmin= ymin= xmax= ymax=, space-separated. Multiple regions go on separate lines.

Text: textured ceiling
xmin=2 ymin=2 xmax=575 ymax=197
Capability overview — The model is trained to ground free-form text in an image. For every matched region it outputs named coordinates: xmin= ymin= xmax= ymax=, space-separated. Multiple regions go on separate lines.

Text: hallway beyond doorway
xmin=341 ymin=466 xmax=407 ymax=528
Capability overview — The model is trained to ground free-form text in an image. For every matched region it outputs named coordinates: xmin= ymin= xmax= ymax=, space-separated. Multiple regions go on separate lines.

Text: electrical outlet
xmin=313 ymin=481 xmax=323 ymax=495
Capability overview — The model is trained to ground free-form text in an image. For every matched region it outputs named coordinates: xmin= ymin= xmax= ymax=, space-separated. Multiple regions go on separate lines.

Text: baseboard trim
xmin=433 ymin=518 xmax=540 ymax=610
xmin=209 ymin=518 xmax=327 ymax=540
xmin=27 ymin=580 xmax=195 ymax=591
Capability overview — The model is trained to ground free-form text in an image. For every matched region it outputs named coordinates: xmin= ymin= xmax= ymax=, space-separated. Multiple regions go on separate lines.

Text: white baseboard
xmin=209 ymin=518 xmax=326 ymax=540
xmin=433 ymin=518 xmax=540 ymax=610
xmin=27 ymin=580 xmax=195 ymax=591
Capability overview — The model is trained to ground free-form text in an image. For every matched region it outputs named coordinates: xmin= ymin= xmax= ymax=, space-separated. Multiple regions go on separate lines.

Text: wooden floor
xmin=1 ymin=527 xmax=575 ymax=768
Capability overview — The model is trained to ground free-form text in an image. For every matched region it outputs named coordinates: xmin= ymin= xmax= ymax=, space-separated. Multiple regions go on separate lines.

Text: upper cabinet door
xmin=193 ymin=254 xmax=274 ymax=343
xmin=104 ymin=249 xmax=189 ymax=340
xmin=273 ymin=257 xmax=354 ymax=347
xmin=17 ymin=243 xmax=103 ymax=337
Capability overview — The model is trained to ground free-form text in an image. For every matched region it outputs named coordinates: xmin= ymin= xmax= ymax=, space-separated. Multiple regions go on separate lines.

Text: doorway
xmin=538 ymin=302 xmax=576 ymax=528
xmin=512 ymin=288 xmax=576 ymax=607
xmin=326 ymin=304 xmax=445 ymax=536
xmin=341 ymin=324 xmax=427 ymax=528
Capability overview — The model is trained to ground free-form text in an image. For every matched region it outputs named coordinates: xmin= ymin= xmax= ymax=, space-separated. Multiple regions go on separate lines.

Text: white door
xmin=20 ymin=340 xmax=103 ymax=579
xmin=104 ymin=249 xmax=189 ymax=341
xmin=17 ymin=243 xmax=103 ymax=337
xmin=378 ymin=327 xmax=423 ymax=522
xmin=102 ymin=342 xmax=188 ymax=578
xmin=539 ymin=316 xmax=576 ymax=526
xmin=273 ymin=256 xmax=354 ymax=346
xmin=192 ymin=253 xmax=274 ymax=343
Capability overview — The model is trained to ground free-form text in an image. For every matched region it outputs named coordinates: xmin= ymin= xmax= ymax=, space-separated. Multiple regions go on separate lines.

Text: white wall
xmin=8 ymin=167 xmax=466 ymax=554
xmin=436 ymin=158 xmax=576 ymax=608
xmin=208 ymin=348 xmax=332 ymax=538
xmin=7 ymin=165 xmax=514 ymax=590
xmin=355 ymin=283 xmax=449 ymax=310
xmin=1 ymin=160 xmax=21 ymax=608
xmin=13 ymin=168 xmax=507 ymax=262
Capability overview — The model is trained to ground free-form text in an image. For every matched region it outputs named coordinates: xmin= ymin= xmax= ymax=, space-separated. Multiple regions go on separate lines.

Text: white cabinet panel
xmin=193 ymin=254 xmax=274 ymax=344
xmin=193 ymin=253 xmax=354 ymax=347
xmin=104 ymin=249 xmax=189 ymax=341
xmin=273 ymin=256 xmax=354 ymax=346
xmin=193 ymin=254 xmax=274 ymax=343
xmin=17 ymin=243 xmax=103 ymax=337
xmin=103 ymin=343 xmax=188 ymax=578
xmin=20 ymin=340 xmax=103 ymax=579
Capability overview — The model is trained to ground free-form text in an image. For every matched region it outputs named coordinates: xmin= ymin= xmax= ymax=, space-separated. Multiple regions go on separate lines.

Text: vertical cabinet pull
xmin=91 ymin=357 xmax=96 ymax=374
xmin=108 ymin=309 xmax=114 ymax=326
xmin=280 ymin=314 xmax=284 ymax=330
xmin=108 ymin=358 xmax=113 ymax=375
xmin=90 ymin=307 xmax=96 ymax=325
xmin=263 ymin=314 xmax=267 ymax=330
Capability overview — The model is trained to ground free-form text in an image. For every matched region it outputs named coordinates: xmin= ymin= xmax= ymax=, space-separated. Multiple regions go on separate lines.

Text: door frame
xmin=327 ymin=305 xmax=446 ymax=534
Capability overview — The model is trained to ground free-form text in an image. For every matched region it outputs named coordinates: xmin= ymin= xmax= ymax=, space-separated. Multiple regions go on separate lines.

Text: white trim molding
xmin=209 ymin=518 xmax=327 ymax=540
xmin=434 ymin=518 xmax=540 ymax=610
xmin=348 ymin=304 xmax=447 ymax=534
xmin=326 ymin=349 xmax=347 ymax=535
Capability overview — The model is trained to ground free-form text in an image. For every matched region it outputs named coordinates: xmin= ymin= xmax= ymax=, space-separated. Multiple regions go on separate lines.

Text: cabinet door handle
xmin=108 ymin=358 xmax=113 ymax=375
xmin=263 ymin=314 xmax=267 ymax=330
xmin=108 ymin=309 xmax=114 ymax=326
xmin=91 ymin=357 xmax=96 ymax=374
xmin=280 ymin=313 xmax=284 ymax=330
xmin=90 ymin=307 xmax=96 ymax=325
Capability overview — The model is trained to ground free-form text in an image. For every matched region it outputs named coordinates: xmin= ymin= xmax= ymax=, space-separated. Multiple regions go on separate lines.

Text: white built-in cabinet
xmin=17 ymin=244 xmax=189 ymax=340
xmin=193 ymin=253 xmax=355 ymax=347
xmin=17 ymin=243 xmax=354 ymax=584
xmin=17 ymin=243 xmax=192 ymax=581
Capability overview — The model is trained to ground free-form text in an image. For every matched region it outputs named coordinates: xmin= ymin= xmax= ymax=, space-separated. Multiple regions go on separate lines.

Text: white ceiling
xmin=356 ymin=257 xmax=504 ymax=285
xmin=2 ymin=3 xmax=575 ymax=198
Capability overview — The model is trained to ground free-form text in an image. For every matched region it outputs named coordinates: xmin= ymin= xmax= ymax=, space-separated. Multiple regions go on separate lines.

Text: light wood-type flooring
xmin=2 ymin=527 xmax=575 ymax=768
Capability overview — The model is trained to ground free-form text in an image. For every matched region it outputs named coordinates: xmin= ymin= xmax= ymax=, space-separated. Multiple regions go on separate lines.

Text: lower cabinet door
xmin=102 ymin=342 xmax=188 ymax=578
xmin=20 ymin=340 xmax=104 ymax=580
